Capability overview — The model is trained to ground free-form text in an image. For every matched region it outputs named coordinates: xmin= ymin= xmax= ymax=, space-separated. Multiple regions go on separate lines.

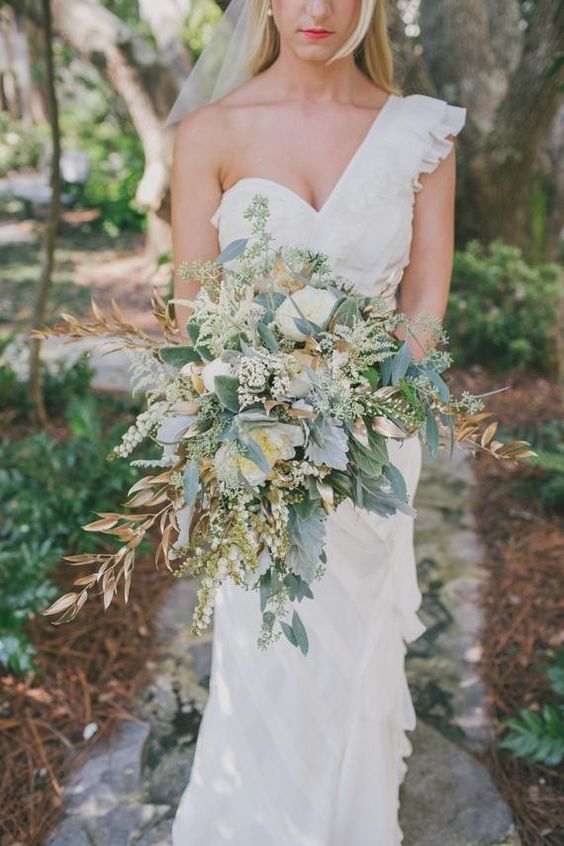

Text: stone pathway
xmin=29 ymin=341 xmax=520 ymax=846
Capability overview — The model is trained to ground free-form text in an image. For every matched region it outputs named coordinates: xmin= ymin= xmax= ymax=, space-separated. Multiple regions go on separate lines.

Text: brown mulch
xmin=0 ymin=413 xmax=175 ymax=846
xmin=454 ymin=368 xmax=564 ymax=846
xmin=0 ymin=553 xmax=173 ymax=846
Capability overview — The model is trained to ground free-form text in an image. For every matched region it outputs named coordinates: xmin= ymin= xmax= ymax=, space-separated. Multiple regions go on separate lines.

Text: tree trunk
xmin=419 ymin=0 xmax=564 ymax=256
xmin=28 ymin=0 xmax=61 ymax=427
xmin=0 ymin=6 xmax=26 ymax=121
xmin=471 ymin=0 xmax=564 ymax=249
xmin=50 ymin=0 xmax=180 ymax=257
xmin=138 ymin=0 xmax=192 ymax=89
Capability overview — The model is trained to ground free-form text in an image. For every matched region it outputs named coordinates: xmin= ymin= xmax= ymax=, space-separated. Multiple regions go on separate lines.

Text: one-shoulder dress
xmin=171 ymin=92 xmax=467 ymax=846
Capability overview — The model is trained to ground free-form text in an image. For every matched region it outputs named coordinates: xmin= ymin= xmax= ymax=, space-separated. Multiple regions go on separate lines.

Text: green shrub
xmin=182 ymin=0 xmax=222 ymax=58
xmin=63 ymin=106 xmax=145 ymax=233
xmin=0 ymin=336 xmax=97 ymax=423
xmin=499 ymin=420 xmax=564 ymax=512
xmin=0 ymin=115 xmax=47 ymax=177
xmin=0 ymin=359 xmax=152 ymax=675
xmin=500 ymin=650 xmax=564 ymax=767
xmin=529 ymin=448 xmax=564 ymax=511
xmin=446 ymin=240 xmax=561 ymax=373
xmin=56 ymin=72 xmax=145 ymax=233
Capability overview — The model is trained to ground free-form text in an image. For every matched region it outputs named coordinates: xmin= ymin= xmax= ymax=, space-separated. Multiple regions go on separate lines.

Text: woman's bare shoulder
xmin=173 ymin=101 xmax=230 ymax=160
xmin=173 ymin=78 xmax=267 ymax=162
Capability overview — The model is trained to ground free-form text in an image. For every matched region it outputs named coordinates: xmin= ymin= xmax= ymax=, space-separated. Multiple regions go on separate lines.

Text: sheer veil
xmin=165 ymin=0 xmax=257 ymax=127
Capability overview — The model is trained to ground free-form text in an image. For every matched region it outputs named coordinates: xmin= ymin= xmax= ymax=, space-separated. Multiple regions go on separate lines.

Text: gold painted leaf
xmin=317 ymin=482 xmax=334 ymax=511
xmin=61 ymin=553 xmax=98 ymax=565
xmin=481 ymin=422 xmax=498 ymax=447
xmin=191 ymin=370 xmax=205 ymax=395
xmin=90 ymin=298 xmax=106 ymax=323
xmin=126 ymin=489 xmax=157 ymax=507
xmin=264 ymin=399 xmax=285 ymax=414
xmin=287 ymin=406 xmax=316 ymax=419
xmin=373 ymin=386 xmax=401 ymax=401
xmin=41 ymin=592 xmax=78 ymax=617
xmin=73 ymin=575 xmax=97 ymax=587
xmin=372 ymin=417 xmax=409 ymax=438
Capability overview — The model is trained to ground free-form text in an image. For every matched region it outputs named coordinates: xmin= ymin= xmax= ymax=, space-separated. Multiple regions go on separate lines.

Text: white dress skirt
xmin=170 ymin=92 xmax=467 ymax=845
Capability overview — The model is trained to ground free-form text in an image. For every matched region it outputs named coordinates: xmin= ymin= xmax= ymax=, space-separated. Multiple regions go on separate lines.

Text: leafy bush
xmin=60 ymin=103 xmax=145 ymax=233
xmin=182 ymin=0 xmax=222 ymax=58
xmin=0 ymin=335 xmax=96 ymax=424
xmin=446 ymin=240 xmax=561 ymax=373
xmin=499 ymin=420 xmax=564 ymax=512
xmin=0 ymin=359 xmax=151 ymax=675
xmin=500 ymin=650 xmax=564 ymax=767
xmin=0 ymin=115 xmax=47 ymax=177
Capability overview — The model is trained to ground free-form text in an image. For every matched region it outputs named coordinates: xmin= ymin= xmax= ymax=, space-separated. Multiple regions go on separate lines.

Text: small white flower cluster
xmin=313 ymin=355 xmax=360 ymax=421
xmin=237 ymin=351 xmax=292 ymax=408
xmin=270 ymin=356 xmax=292 ymax=399
xmin=170 ymin=469 xmax=184 ymax=492
xmin=331 ymin=323 xmax=396 ymax=371
xmin=452 ymin=390 xmax=485 ymax=414
xmin=193 ymin=545 xmax=247 ymax=634
xmin=421 ymin=347 xmax=453 ymax=373
xmin=266 ymin=497 xmax=289 ymax=561
xmin=126 ymin=346 xmax=170 ymax=398
xmin=240 ymin=356 xmax=268 ymax=390
xmin=112 ymin=401 xmax=168 ymax=458
xmin=197 ymin=284 xmax=267 ymax=356
xmin=130 ymin=456 xmax=176 ymax=468
xmin=274 ymin=459 xmax=319 ymax=489
xmin=164 ymin=378 xmax=188 ymax=404
xmin=193 ymin=573 xmax=219 ymax=634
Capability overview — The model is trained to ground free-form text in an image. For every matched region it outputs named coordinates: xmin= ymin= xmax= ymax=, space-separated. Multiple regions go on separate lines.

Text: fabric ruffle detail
xmin=412 ymin=100 xmax=467 ymax=193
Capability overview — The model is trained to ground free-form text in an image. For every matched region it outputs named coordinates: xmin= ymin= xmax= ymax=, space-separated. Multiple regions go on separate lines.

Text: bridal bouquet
xmin=35 ymin=194 xmax=533 ymax=654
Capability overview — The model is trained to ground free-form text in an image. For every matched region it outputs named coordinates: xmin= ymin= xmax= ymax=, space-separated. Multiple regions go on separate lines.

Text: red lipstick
xmin=300 ymin=29 xmax=332 ymax=39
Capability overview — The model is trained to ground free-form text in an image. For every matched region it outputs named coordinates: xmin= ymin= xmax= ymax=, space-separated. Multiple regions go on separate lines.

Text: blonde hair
xmin=246 ymin=0 xmax=401 ymax=96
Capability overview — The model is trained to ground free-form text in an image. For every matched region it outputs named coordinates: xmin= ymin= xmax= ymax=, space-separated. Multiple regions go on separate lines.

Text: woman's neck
xmin=266 ymin=46 xmax=364 ymax=105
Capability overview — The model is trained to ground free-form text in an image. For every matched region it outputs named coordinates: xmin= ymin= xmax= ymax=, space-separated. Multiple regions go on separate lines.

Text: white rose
xmin=214 ymin=441 xmax=268 ymax=487
xmin=247 ymin=423 xmax=304 ymax=465
xmin=201 ymin=358 xmax=234 ymax=393
xmin=214 ymin=423 xmax=304 ymax=488
xmin=274 ymin=287 xmax=337 ymax=342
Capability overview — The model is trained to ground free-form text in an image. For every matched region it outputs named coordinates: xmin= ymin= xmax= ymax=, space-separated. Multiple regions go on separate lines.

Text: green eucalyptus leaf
xmin=262 ymin=610 xmax=275 ymax=631
xmin=214 ymin=375 xmax=241 ymax=413
xmin=391 ymin=341 xmax=412 ymax=384
xmin=257 ymin=322 xmax=279 ymax=352
xmin=281 ymin=621 xmax=298 ymax=647
xmin=195 ymin=343 xmax=214 ymax=362
xmin=160 ymin=345 xmax=201 ymax=367
xmin=383 ymin=464 xmax=407 ymax=502
xmin=292 ymin=610 xmax=309 ymax=655
xmin=239 ymin=437 xmax=270 ymax=474
xmin=186 ymin=321 xmax=201 ymax=344
xmin=426 ymin=409 xmax=439 ymax=459
xmin=361 ymin=366 xmax=379 ymax=391
xmin=183 ymin=460 xmax=200 ymax=508
xmin=217 ymin=238 xmax=248 ymax=264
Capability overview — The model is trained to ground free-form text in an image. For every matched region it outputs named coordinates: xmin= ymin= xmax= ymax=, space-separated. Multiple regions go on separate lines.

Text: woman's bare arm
xmin=396 ymin=138 xmax=458 ymax=361
xmin=171 ymin=106 xmax=225 ymax=343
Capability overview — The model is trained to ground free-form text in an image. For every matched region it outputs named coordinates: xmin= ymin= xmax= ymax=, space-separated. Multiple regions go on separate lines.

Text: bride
xmin=167 ymin=0 xmax=466 ymax=843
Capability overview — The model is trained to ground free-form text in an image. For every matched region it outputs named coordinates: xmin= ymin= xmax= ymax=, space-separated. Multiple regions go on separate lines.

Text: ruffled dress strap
xmin=393 ymin=93 xmax=467 ymax=194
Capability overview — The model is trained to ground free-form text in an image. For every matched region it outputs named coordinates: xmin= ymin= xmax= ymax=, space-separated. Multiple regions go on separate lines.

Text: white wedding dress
xmin=171 ymin=92 xmax=466 ymax=845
